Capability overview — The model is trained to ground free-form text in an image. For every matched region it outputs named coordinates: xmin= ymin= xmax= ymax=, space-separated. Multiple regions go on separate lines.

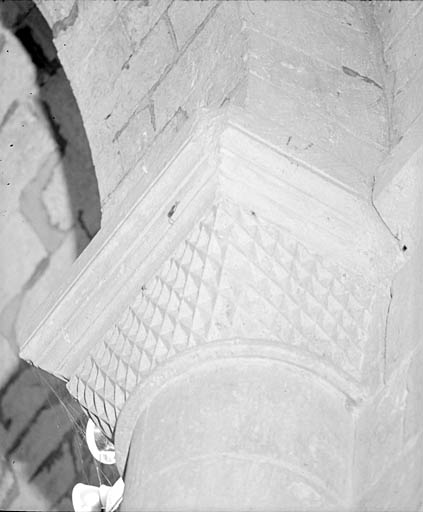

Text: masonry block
xmin=0 ymin=101 xmax=58 ymax=218
xmin=0 ymin=213 xmax=47 ymax=312
xmin=377 ymin=6 xmax=423 ymax=148
xmin=0 ymin=367 xmax=51 ymax=449
xmin=354 ymin=365 xmax=408 ymax=494
xmin=374 ymin=1 xmax=423 ymax=50
xmin=200 ymin=35 xmax=245 ymax=111
xmin=71 ymin=15 xmax=132 ymax=125
xmin=43 ymin=151 xmax=101 ymax=243
xmin=303 ymin=1 xmax=362 ymax=32
xmin=52 ymin=1 xmax=119 ymax=73
xmin=33 ymin=0 xmax=76 ymax=30
xmin=153 ymin=3 xmax=242 ymax=131
xmin=114 ymin=105 xmax=154 ymax=176
xmin=85 ymin=121 xmax=125 ymax=206
xmin=378 ymin=6 xmax=423 ymax=92
xmin=0 ymin=28 xmax=37 ymax=123
xmin=31 ymin=439 xmax=76 ymax=507
xmin=204 ymin=46 xmax=245 ymax=104
xmin=106 ymin=17 xmax=176 ymax=135
xmin=0 ymin=333 xmax=19 ymax=391
xmin=0 ymin=454 xmax=17 ymax=508
xmin=167 ymin=0 xmax=217 ymax=49
xmin=241 ymin=1 xmax=380 ymax=79
xmin=41 ymin=161 xmax=74 ymax=231
xmin=117 ymin=0 xmax=172 ymax=50
xmin=101 ymin=103 xmax=193 ymax=220
xmin=130 ymin=105 xmax=191 ymax=183
xmin=247 ymin=29 xmax=387 ymax=148
xmin=245 ymin=74 xmax=385 ymax=187
xmin=6 ymin=474 xmax=51 ymax=512
xmin=72 ymin=13 xmax=176 ymax=203
xmin=19 ymin=154 xmax=65 ymax=254
xmin=0 ymin=293 xmax=23 ymax=346
xmin=8 ymin=402 xmax=76 ymax=479
xmin=16 ymin=232 xmax=78 ymax=345
xmin=393 ymin=65 xmax=423 ymax=138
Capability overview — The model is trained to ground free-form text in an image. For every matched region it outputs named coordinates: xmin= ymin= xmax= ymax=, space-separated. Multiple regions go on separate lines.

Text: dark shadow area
xmin=0 ymin=2 xmax=118 ymax=510
xmin=1 ymin=0 xmax=101 ymax=254
xmin=0 ymin=362 xmax=119 ymax=510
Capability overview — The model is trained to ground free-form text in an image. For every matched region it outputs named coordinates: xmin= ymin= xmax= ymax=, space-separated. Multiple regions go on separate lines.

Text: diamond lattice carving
xmin=69 ymin=199 xmax=376 ymax=438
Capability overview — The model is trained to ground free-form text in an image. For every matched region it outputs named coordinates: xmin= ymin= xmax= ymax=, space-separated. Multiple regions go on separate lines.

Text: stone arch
xmin=0 ymin=1 xmax=105 ymax=509
xmin=1 ymin=0 xmax=101 ymax=253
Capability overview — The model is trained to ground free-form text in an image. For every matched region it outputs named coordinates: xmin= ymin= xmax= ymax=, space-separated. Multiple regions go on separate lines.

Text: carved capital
xmin=20 ymin=108 xmax=401 ymax=478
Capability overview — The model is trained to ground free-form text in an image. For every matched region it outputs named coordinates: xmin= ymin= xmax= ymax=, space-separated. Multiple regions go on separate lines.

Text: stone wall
xmin=0 ymin=2 xmax=106 ymax=509
xmin=240 ymin=1 xmax=389 ymax=196
xmin=2 ymin=0 xmax=423 ymax=510
xmin=0 ymin=1 xmax=246 ymax=509
xmin=35 ymin=0 xmax=247 ymax=222
xmin=375 ymin=1 xmax=423 ymax=145
xmin=374 ymin=1 xmax=423 ymax=190
xmin=363 ymin=4 xmax=423 ymax=509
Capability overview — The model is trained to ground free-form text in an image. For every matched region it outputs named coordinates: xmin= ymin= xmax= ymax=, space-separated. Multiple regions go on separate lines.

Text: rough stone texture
xmin=0 ymin=213 xmax=47 ymax=312
xmin=4 ymin=0 xmax=423 ymax=510
xmin=368 ymin=141 xmax=423 ymax=510
xmin=41 ymin=162 xmax=74 ymax=231
xmin=0 ymin=368 xmax=51 ymax=451
xmin=0 ymin=455 xmax=17 ymax=509
xmin=0 ymin=101 xmax=56 ymax=218
xmin=240 ymin=1 xmax=389 ymax=194
xmin=152 ymin=3 xmax=244 ymax=131
xmin=19 ymin=154 xmax=66 ymax=254
xmin=117 ymin=0 xmax=172 ymax=50
xmin=357 ymin=437 xmax=423 ymax=512
xmin=0 ymin=364 xmax=117 ymax=511
xmin=106 ymin=17 xmax=175 ymax=132
xmin=39 ymin=0 xmax=246 ymax=211
xmin=0 ymin=23 xmax=37 ymax=122
xmin=374 ymin=2 xmax=423 ymax=156
xmin=9 ymin=402 xmax=77 ymax=479
xmin=113 ymin=105 xmax=154 ymax=177
xmin=0 ymin=1 xmax=103 ymax=510
xmin=15 ymin=233 xmax=78 ymax=339
xmin=0 ymin=334 xmax=18 ymax=391
xmin=30 ymin=441 xmax=76 ymax=506
xmin=167 ymin=1 xmax=217 ymax=49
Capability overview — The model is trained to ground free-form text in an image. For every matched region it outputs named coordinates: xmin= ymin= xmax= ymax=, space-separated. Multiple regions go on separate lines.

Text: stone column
xmin=21 ymin=113 xmax=414 ymax=510
xmin=119 ymin=343 xmax=352 ymax=511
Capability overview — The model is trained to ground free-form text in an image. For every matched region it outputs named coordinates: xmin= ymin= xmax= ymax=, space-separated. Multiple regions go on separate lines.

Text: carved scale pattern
xmin=69 ymin=199 xmax=375 ymax=438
